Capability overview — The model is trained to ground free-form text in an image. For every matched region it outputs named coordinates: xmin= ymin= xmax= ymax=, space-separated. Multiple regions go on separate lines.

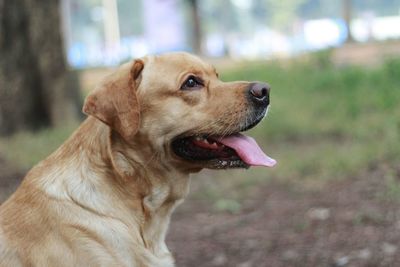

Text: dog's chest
xmin=143 ymin=174 xmax=190 ymax=213
xmin=141 ymin=177 xmax=190 ymax=256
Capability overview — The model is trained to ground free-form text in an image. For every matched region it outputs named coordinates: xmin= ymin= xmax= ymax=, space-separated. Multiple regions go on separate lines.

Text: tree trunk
xmin=342 ymin=0 xmax=354 ymax=43
xmin=0 ymin=0 xmax=81 ymax=136
xmin=188 ymin=0 xmax=202 ymax=55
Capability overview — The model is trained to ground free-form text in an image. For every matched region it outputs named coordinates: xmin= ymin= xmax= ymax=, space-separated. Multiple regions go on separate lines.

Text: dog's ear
xmin=83 ymin=59 xmax=144 ymax=140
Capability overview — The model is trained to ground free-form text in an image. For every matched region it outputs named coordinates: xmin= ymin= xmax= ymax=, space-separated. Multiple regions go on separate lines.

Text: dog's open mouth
xmin=172 ymin=133 xmax=276 ymax=169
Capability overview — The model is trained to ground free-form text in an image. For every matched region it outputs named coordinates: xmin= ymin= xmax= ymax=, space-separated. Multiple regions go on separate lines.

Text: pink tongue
xmin=217 ymin=133 xmax=277 ymax=167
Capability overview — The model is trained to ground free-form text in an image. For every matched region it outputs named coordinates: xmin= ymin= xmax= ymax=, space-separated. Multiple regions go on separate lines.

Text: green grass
xmin=0 ymin=122 xmax=78 ymax=169
xmin=1 ymin=52 xmax=400 ymax=204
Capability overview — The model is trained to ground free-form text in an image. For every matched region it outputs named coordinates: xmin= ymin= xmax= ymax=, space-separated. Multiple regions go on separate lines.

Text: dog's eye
xmin=181 ymin=76 xmax=203 ymax=90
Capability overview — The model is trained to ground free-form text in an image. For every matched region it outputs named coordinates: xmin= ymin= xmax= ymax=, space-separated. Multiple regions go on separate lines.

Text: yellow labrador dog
xmin=0 ymin=52 xmax=276 ymax=267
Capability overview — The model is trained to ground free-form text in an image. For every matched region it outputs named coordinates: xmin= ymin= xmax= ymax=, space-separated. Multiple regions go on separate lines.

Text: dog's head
xmin=83 ymin=52 xmax=276 ymax=173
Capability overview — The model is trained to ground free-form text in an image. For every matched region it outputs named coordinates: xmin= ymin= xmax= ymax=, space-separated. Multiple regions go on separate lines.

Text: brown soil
xmin=168 ymin=167 xmax=400 ymax=267
xmin=1 ymin=161 xmax=399 ymax=267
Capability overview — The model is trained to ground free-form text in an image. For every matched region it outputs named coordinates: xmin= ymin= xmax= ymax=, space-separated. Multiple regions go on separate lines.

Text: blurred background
xmin=1 ymin=0 xmax=400 ymax=266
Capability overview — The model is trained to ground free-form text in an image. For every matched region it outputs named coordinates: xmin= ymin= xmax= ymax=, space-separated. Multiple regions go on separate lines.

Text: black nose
xmin=249 ymin=82 xmax=270 ymax=106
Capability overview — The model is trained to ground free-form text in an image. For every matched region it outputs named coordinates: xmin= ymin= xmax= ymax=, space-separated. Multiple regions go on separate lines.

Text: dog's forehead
xmin=145 ymin=52 xmax=215 ymax=75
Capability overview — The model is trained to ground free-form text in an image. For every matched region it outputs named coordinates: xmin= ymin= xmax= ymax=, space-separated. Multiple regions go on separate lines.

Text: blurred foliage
xmin=299 ymin=0 xmax=400 ymax=19
xmin=199 ymin=0 xmax=399 ymax=36
xmin=117 ymin=0 xmax=143 ymax=36
xmin=263 ymin=0 xmax=308 ymax=31
xmin=68 ymin=0 xmax=400 ymax=54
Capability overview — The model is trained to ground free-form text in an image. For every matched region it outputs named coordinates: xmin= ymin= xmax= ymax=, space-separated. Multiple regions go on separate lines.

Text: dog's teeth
xmin=210 ymin=143 xmax=219 ymax=149
xmin=194 ymin=136 xmax=202 ymax=141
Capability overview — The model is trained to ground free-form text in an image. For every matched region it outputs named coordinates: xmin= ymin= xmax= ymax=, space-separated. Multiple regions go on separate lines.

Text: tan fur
xmin=0 ymin=52 xmax=256 ymax=267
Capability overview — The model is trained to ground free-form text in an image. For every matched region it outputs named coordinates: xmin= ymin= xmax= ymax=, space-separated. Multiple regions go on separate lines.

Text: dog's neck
xmin=40 ymin=117 xmax=191 ymax=260
xmin=106 ymin=122 xmax=192 ymax=257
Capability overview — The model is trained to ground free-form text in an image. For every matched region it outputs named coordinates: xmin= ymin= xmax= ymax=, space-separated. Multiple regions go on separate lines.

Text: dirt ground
xmin=168 ymin=167 xmax=400 ymax=267
xmin=1 ymin=158 xmax=399 ymax=267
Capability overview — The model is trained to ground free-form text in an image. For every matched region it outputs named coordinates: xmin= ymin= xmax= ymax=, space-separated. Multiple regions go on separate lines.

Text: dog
xmin=0 ymin=52 xmax=276 ymax=267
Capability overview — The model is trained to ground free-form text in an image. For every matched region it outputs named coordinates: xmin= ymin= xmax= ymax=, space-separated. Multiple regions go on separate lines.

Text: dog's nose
xmin=249 ymin=82 xmax=270 ymax=106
